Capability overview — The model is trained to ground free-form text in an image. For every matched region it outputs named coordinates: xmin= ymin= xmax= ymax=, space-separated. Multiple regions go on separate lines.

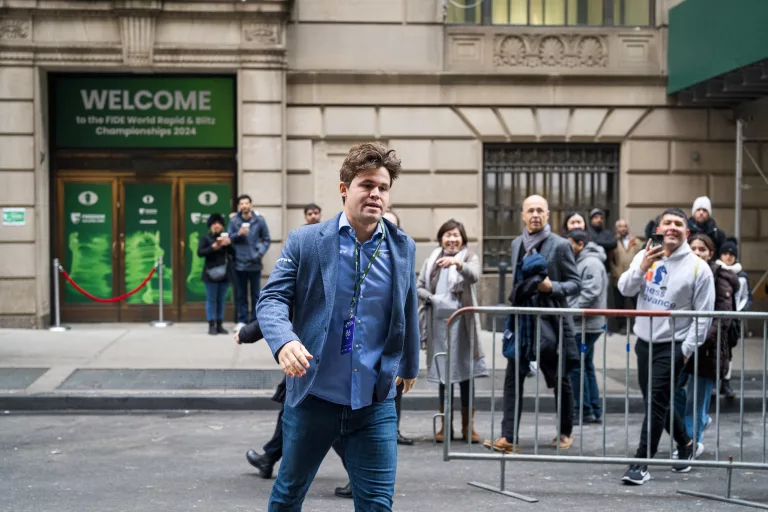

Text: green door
xmin=62 ymin=182 xmax=115 ymax=305
xmin=181 ymin=181 xmax=233 ymax=318
xmin=122 ymin=182 xmax=174 ymax=310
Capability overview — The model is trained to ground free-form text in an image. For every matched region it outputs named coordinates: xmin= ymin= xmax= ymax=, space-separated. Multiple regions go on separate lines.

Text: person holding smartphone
xmin=617 ymin=207 xmax=715 ymax=486
xmin=197 ymin=214 xmax=234 ymax=335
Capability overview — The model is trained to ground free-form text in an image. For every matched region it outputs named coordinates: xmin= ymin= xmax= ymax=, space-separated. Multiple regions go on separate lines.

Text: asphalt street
xmin=2 ymin=411 xmax=767 ymax=511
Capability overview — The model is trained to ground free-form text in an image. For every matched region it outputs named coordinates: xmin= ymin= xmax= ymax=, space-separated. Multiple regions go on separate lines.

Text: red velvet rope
xmin=59 ymin=265 xmax=157 ymax=303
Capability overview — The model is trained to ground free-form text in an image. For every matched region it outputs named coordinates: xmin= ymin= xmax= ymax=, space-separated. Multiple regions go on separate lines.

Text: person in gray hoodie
xmin=565 ymin=229 xmax=607 ymax=424
xmin=618 ymin=207 xmax=715 ymax=486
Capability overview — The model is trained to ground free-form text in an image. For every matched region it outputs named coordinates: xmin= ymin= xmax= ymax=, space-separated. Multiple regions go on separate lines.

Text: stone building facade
xmin=0 ymin=0 xmax=765 ymax=328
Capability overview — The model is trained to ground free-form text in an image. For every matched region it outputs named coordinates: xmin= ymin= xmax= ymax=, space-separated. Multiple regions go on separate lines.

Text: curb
xmin=0 ymin=393 xmax=764 ymax=413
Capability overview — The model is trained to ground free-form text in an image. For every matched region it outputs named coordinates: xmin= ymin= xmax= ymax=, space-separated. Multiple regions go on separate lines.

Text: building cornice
xmin=0 ymin=0 xmax=290 ymax=67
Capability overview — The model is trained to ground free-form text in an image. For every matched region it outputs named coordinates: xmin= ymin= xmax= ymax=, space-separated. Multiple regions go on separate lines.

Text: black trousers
xmin=438 ymin=380 xmax=473 ymax=409
xmin=263 ymin=406 xmax=346 ymax=469
xmin=634 ymin=339 xmax=690 ymax=459
xmin=501 ymin=353 xmax=574 ymax=443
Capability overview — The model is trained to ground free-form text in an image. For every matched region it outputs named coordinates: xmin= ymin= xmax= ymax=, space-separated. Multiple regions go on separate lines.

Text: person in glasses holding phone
xmin=617 ymin=207 xmax=715 ymax=486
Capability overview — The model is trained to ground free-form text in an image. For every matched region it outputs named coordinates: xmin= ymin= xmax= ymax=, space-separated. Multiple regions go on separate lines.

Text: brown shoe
xmin=551 ymin=435 xmax=573 ymax=450
xmin=461 ymin=407 xmax=481 ymax=444
xmin=435 ymin=406 xmax=456 ymax=443
xmin=483 ymin=437 xmax=520 ymax=454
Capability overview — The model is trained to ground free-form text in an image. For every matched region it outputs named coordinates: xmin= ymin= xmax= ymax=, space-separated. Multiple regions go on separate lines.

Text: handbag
xmin=206 ymin=254 xmax=228 ymax=282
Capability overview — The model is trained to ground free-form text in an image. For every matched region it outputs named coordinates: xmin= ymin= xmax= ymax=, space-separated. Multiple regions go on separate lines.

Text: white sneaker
xmin=235 ymin=322 xmax=245 ymax=332
xmin=672 ymin=448 xmax=678 ymax=459
xmin=696 ymin=442 xmax=704 ymax=458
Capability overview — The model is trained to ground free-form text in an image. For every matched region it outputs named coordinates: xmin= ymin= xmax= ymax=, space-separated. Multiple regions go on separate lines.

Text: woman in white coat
xmin=418 ymin=219 xmax=488 ymax=443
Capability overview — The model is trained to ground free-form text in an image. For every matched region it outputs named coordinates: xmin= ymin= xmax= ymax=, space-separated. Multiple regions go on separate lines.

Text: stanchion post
xmin=49 ymin=258 xmax=69 ymax=332
xmin=150 ymin=255 xmax=172 ymax=328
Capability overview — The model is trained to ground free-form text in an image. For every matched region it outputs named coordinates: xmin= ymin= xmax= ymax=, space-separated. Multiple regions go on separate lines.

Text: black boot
xmin=208 ymin=320 xmax=216 ymax=335
xmin=721 ymin=379 xmax=736 ymax=400
xmin=246 ymin=450 xmax=274 ymax=479
xmin=334 ymin=482 xmax=353 ymax=499
xmin=216 ymin=319 xmax=228 ymax=334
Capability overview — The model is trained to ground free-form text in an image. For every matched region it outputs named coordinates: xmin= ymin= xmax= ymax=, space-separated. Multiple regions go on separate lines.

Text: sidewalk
xmin=0 ymin=323 xmax=765 ymax=411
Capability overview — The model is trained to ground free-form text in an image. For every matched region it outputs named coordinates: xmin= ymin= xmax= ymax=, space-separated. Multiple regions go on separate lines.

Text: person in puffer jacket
xmin=714 ymin=237 xmax=751 ymax=399
xmin=674 ymin=233 xmax=739 ymax=459
xmin=565 ymin=229 xmax=607 ymax=424
xmin=688 ymin=196 xmax=727 ymax=256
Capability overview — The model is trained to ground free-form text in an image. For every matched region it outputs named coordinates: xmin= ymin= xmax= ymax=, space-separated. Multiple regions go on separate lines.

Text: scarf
xmin=522 ymin=224 xmax=551 ymax=257
xmin=426 ymin=246 xmax=468 ymax=295
xmin=716 ymin=260 xmax=742 ymax=274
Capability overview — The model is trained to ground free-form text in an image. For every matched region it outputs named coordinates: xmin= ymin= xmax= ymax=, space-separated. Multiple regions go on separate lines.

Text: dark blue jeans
xmin=269 ymin=395 xmax=398 ymax=511
xmin=568 ymin=332 xmax=602 ymax=419
xmin=203 ymin=281 xmax=229 ymax=321
xmin=235 ymin=270 xmax=261 ymax=323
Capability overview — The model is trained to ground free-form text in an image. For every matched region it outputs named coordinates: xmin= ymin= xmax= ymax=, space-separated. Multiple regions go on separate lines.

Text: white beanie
xmin=692 ymin=196 xmax=712 ymax=216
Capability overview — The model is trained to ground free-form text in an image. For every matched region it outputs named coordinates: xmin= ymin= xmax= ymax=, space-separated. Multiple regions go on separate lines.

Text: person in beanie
xmin=673 ymin=233 xmax=739 ymax=459
xmin=565 ymin=229 xmax=607 ymax=424
xmin=587 ymin=208 xmax=617 ymax=272
xmin=715 ymin=237 xmax=752 ymax=399
xmin=197 ymin=213 xmax=234 ymax=335
xmin=688 ymin=196 xmax=727 ymax=255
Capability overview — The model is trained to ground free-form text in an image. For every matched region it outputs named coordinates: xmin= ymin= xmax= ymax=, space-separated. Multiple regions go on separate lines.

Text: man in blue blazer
xmin=256 ymin=142 xmax=420 ymax=511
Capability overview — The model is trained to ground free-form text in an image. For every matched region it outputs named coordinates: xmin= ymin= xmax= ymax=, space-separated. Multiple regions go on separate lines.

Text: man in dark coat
xmin=484 ymin=194 xmax=580 ymax=455
xmin=688 ymin=196 xmax=727 ymax=255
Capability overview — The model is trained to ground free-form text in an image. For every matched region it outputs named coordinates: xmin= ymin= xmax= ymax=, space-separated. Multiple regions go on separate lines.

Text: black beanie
xmin=207 ymin=213 xmax=225 ymax=228
xmin=720 ymin=238 xmax=738 ymax=259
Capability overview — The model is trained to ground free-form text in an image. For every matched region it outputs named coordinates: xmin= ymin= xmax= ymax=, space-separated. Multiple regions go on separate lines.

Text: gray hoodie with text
xmin=567 ymin=242 xmax=608 ymax=333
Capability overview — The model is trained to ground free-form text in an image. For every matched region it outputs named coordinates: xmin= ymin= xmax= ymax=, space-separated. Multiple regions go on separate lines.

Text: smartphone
xmin=650 ymin=233 xmax=664 ymax=249
xmin=242 ymin=222 xmax=250 ymax=232
xmin=220 ymin=232 xmax=229 ymax=239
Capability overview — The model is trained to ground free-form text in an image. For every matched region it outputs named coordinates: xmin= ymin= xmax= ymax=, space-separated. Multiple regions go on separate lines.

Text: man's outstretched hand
xmin=396 ymin=377 xmax=417 ymax=394
xmin=278 ymin=340 xmax=313 ymax=377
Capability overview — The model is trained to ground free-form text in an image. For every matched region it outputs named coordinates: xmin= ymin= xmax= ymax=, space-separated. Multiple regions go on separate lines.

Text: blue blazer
xmin=256 ymin=212 xmax=421 ymax=408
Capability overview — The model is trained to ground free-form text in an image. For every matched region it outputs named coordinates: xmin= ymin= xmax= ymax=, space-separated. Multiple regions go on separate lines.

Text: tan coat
xmin=417 ymin=248 xmax=488 ymax=384
xmin=610 ymin=235 xmax=643 ymax=285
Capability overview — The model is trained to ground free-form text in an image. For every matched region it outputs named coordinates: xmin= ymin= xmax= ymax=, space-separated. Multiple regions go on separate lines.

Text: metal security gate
xmin=482 ymin=143 xmax=619 ymax=271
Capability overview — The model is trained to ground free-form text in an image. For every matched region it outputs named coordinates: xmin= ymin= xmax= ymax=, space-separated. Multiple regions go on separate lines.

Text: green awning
xmin=668 ymin=0 xmax=768 ymax=106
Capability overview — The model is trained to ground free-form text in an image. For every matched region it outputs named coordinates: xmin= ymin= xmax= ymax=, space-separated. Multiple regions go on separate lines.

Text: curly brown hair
xmin=339 ymin=143 xmax=402 ymax=187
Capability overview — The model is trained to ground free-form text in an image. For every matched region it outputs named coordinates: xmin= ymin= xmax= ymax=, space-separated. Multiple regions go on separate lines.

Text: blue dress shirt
xmin=310 ymin=212 xmax=395 ymax=410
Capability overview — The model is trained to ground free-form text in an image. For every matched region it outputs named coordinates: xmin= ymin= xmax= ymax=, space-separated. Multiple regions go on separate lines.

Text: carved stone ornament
xmin=0 ymin=18 xmax=31 ymax=40
xmin=121 ymin=16 xmax=156 ymax=66
xmin=494 ymin=34 xmax=607 ymax=68
xmin=243 ymin=22 xmax=280 ymax=45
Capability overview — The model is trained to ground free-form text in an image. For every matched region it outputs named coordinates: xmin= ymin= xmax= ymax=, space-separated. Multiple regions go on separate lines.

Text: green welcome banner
xmin=124 ymin=183 xmax=173 ymax=305
xmin=54 ymin=76 xmax=235 ymax=148
xmin=63 ymin=182 xmax=113 ymax=304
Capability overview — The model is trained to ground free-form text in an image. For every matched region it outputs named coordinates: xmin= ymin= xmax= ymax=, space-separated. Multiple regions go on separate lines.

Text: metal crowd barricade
xmin=437 ymin=306 xmax=768 ymax=509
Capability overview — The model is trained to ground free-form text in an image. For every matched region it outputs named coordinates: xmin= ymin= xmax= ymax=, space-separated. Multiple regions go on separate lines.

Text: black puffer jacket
xmin=683 ymin=261 xmax=739 ymax=380
xmin=687 ymin=218 xmax=727 ymax=256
